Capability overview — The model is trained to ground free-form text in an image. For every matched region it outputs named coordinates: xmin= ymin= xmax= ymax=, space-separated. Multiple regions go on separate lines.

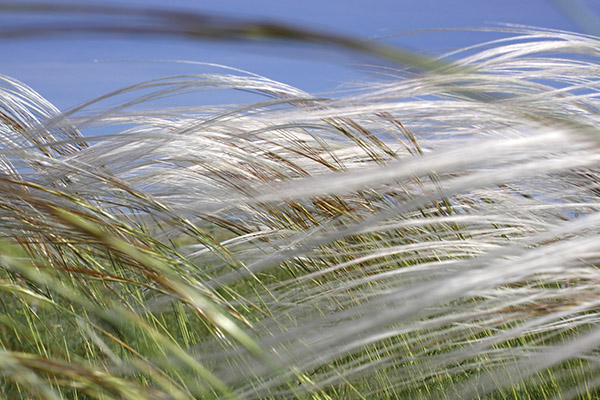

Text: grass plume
xmin=0 ymin=11 xmax=600 ymax=399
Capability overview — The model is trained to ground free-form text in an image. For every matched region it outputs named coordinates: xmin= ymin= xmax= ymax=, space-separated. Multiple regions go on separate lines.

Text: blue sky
xmin=1 ymin=0 xmax=599 ymax=110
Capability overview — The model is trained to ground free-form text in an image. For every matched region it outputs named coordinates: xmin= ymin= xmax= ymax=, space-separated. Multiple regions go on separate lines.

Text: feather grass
xmin=0 ymin=13 xmax=600 ymax=399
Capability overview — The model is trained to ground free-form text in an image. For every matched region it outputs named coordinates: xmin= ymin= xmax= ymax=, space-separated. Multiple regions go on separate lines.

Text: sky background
xmin=1 ymin=0 xmax=599 ymax=111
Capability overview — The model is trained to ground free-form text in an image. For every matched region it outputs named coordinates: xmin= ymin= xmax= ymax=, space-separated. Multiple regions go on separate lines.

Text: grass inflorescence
xmin=0 ymin=6 xmax=600 ymax=399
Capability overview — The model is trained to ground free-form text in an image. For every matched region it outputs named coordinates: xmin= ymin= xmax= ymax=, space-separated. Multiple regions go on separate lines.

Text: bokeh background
xmin=1 ymin=0 xmax=599 ymax=110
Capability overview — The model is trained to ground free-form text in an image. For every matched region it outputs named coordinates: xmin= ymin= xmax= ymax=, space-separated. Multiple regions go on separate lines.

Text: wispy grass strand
xmin=0 ymin=26 xmax=600 ymax=399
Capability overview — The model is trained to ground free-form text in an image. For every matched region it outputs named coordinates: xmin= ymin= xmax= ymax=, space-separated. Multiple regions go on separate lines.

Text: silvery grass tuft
xmin=1 ymin=22 xmax=600 ymax=399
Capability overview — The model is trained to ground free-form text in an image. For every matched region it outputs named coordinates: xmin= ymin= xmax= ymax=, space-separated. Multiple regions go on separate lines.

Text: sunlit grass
xmin=0 ymin=6 xmax=600 ymax=398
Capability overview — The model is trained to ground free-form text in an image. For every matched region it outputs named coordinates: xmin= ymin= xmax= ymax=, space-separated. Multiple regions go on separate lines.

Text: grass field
xmin=1 ymin=5 xmax=600 ymax=399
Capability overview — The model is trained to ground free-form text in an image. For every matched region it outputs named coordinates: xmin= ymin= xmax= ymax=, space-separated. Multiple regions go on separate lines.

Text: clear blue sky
xmin=1 ymin=0 xmax=599 ymax=110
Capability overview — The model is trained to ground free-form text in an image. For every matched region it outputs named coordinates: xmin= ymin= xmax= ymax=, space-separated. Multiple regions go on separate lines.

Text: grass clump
xmin=0 ymin=8 xmax=600 ymax=398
